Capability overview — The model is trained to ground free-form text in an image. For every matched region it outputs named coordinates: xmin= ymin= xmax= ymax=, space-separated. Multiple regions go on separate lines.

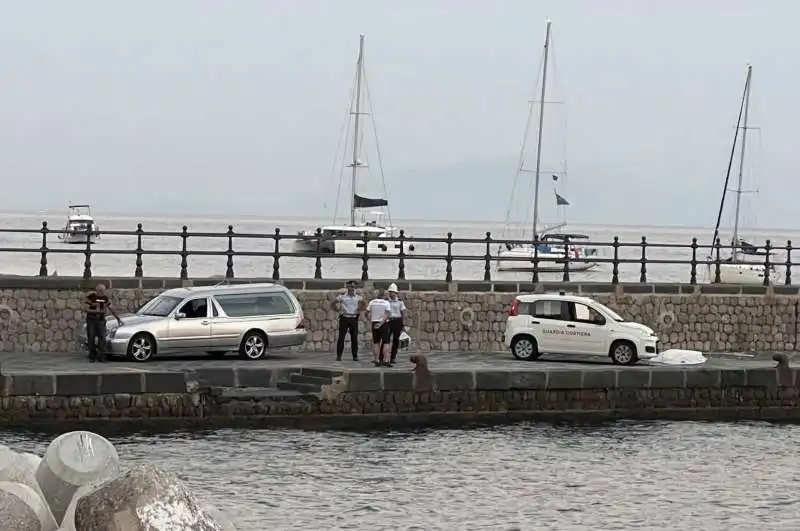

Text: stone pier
xmin=0 ymin=276 xmax=798 ymax=353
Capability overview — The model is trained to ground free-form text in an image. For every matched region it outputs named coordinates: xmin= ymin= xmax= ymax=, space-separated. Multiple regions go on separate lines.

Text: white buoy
xmin=0 ymin=480 xmax=58 ymax=531
xmin=74 ymin=464 xmax=227 ymax=530
xmin=35 ymin=431 xmax=120 ymax=524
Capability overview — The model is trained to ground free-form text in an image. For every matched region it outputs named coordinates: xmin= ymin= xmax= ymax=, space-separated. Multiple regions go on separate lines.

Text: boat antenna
xmin=348 ymin=34 xmax=366 ymax=226
xmin=530 ymin=20 xmax=552 ymax=243
xmin=710 ymin=64 xmax=750 ymax=257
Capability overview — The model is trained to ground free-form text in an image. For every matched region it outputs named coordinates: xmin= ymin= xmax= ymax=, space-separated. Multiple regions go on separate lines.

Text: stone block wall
xmin=0 ymin=280 xmax=798 ymax=353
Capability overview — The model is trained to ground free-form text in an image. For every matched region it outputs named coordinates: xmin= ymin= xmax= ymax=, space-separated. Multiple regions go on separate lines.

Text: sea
xmin=2 ymin=421 xmax=798 ymax=530
xmin=1 ymin=212 xmax=797 ymax=283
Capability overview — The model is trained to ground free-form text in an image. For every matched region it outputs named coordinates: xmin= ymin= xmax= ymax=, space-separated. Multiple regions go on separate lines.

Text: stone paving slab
xmin=0 ymin=350 xmax=788 ymax=396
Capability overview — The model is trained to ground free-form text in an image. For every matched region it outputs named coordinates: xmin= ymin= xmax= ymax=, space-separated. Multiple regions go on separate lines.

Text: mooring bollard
xmin=0 ymin=480 xmax=58 ymax=531
xmin=74 ymin=464 xmax=227 ymax=530
xmin=35 ymin=431 xmax=120 ymax=524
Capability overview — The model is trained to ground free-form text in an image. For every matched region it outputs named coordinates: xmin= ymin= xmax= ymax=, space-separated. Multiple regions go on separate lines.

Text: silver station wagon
xmin=103 ymin=283 xmax=307 ymax=362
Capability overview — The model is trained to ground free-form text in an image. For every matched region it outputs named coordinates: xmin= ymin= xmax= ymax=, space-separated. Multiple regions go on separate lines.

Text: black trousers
xmin=389 ymin=318 xmax=404 ymax=362
xmin=336 ymin=315 xmax=359 ymax=359
xmin=86 ymin=318 xmax=107 ymax=360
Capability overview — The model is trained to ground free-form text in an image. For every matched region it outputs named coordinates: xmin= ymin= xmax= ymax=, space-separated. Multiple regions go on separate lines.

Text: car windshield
xmin=136 ymin=295 xmax=183 ymax=317
xmin=594 ymin=301 xmax=625 ymax=322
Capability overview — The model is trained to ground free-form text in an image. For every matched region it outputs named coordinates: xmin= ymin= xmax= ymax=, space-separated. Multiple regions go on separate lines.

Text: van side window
xmin=214 ymin=293 xmax=295 ymax=317
xmin=532 ymin=300 xmax=564 ymax=320
xmin=177 ymin=298 xmax=208 ymax=319
xmin=571 ymin=302 xmax=604 ymax=324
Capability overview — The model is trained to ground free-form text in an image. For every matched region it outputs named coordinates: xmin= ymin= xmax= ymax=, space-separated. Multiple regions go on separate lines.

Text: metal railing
xmin=0 ymin=222 xmax=794 ymax=285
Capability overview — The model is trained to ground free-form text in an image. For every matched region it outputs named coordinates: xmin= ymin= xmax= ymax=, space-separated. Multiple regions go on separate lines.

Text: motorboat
xmin=57 ymin=204 xmax=100 ymax=245
xmin=293 ymin=34 xmax=414 ymax=256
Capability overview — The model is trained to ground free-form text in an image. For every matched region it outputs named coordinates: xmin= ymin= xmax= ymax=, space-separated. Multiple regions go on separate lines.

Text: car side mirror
xmin=174 ymin=312 xmax=186 ymax=320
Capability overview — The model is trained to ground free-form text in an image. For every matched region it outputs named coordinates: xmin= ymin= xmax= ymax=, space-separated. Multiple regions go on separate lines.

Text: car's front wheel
xmin=127 ymin=333 xmax=156 ymax=362
xmin=610 ymin=340 xmax=638 ymax=366
xmin=511 ymin=335 xmax=540 ymax=361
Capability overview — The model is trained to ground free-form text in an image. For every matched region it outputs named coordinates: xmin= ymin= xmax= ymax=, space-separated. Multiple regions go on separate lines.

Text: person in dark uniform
xmin=85 ymin=284 xmax=122 ymax=363
xmin=386 ymin=283 xmax=408 ymax=366
xmin=333 ymin=281 xmax=364 ymax=361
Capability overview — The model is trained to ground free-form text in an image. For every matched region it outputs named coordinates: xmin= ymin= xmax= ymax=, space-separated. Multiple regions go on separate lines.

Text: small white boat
xmin=294 ymin=213 xmax=414 ymax=255
xmin=294 ymin=34 xmax=413 ymax=256
xmin=706 ymin=260 xmax=781 ymax=285
xmin=497 ymin=233 xmax=599 ymax=272
xmin=57 ymin=204 xmax=100 ymax=245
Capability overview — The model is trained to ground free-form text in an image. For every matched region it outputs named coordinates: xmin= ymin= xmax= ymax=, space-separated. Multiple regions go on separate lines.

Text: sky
xmin=0 ymin=1 xmax=797 ymax=229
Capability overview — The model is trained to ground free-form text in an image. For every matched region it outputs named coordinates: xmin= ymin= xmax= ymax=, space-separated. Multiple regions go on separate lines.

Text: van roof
xmin=161 ymin=282 xmax=284 ymax=299
xmin=515 ymin=292 xmax=597 ymax=306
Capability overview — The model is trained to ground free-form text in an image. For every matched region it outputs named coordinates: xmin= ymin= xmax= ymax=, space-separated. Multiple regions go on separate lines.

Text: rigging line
xmin=328 ymin=66 xmax=360 ymax=222
xmin=362 ymin=64 xmax=393 ymax=229
xmin=501 ymin=48 xmax=546 ymax=242
xmin=710 ymin=67 xmax=749 ymax=254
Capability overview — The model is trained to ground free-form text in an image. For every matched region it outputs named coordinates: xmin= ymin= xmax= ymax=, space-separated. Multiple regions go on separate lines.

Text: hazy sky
xmin=0 ymin=1 xmax=796 ymax=228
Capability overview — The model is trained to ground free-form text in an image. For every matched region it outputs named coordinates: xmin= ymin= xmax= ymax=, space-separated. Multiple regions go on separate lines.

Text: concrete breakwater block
xmin=203 ymin=504 xmax=237 ymax=531
xmin=0 ymin=480 xmax=58 ymax=531
xmin=74 ymin=464 xmax=228 ymax=530
xmin=0 ymin=446 xmax=47 ymax=500
xmin=36 ymin=431 xmax=120 ymax=524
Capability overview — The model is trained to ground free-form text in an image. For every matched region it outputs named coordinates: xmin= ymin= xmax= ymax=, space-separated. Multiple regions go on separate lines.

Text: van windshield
xmin=137 ymin=295 xmax=183 ymax=317
xmin=595 ymin=301 xmax=626 ymax=322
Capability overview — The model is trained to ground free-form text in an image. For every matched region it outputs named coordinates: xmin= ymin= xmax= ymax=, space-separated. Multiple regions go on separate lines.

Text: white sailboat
xmin=294 ymin=34 xmax=413 ymax=256
xmin=57 ymin=204 xmax=100 ymax=245
xmin=706 ymin=64 xmax=780 ymax=285
xmin=496 ymin=20 xmax=598 ymax=273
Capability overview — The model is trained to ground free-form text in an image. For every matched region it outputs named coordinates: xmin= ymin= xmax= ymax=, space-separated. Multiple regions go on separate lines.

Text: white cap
xmin=388 ymin=283 xmax=398 ymax=293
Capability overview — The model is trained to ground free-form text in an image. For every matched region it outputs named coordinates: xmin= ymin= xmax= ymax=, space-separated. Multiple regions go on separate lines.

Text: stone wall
xmin=1 ymin=365 xmax=799 ymax=427
xmin=0 ymin=277 xmax=798 ymax=353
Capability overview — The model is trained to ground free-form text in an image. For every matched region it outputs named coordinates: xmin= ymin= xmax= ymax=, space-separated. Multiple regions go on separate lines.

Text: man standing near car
xmin=334 ymin=280 xmax=363 ymax=361
xmin=85 ymin=284 xmax=122 ymax=363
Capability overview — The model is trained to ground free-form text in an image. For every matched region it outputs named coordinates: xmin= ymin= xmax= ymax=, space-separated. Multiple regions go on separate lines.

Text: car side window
xmin=214 ymin=293 xmax=295 ymax=317
xmin=531 ymin=300 xmax=565 ymax=320
xmin=571 ymin=302 xmax=604 ymax=324
xmin=177 ymin=298 xmax=208 ymax=319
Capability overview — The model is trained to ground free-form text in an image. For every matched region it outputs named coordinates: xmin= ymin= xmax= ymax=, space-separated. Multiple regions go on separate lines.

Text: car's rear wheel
xmin=239 ymin=330 xmax=267 ymax=360
xmin=610 ymin=340 xmax=638 ymax=366
xmin=127 ymin=333 xmax=156 ymax=362
xmin=511 ymin=335 xmax=540 ymax=361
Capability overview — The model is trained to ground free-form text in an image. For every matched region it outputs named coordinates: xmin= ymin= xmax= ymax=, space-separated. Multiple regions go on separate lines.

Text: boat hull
xmin=292 ymin=236 xmax=414 ymax=256
xmin=706 ymin=262 xmax=782 ymax=285
xmin=496 ymin=246 xmax=598 ymax=273
xmin=58 ymin=232 xmax=99 ymax=245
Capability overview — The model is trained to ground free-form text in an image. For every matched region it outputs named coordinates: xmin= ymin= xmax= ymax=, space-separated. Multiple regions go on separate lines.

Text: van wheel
xmin=127 ymin=333 xmax=156 ymax=362
xmin=511 ymin=335 xmax=540 ymax=361
xmin=239 ymin=330 xmax=267 ymax=360
xmin=610 ymin=340 xmax=638 ymax=365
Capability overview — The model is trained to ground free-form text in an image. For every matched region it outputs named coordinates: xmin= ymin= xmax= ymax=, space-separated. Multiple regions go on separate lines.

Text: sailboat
xmin=706 ymin=64 xmax=780 ymax=285
xmin=496 ymin=20 xmax=598 ymax=273
xmin=294 ymin=34 xmax=413 ymax=256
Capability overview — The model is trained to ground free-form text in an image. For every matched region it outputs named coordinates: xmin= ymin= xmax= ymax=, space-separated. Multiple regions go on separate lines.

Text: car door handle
xmin=530 ymin=320 xmax=540 ymax=324
xmin=201 ymin=320 xmax=210 ymax=325
xmin=566 ymin=324 xmax=576 ymax=328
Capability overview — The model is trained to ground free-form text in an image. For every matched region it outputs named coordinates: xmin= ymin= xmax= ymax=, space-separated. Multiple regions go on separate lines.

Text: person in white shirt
xmin=333 ymin=280 xmax=364 ymax=361
xmin=386 ymin=283 xmax=408 ymax=366
xmin=366 ymin=291 xmax=391 ymax=366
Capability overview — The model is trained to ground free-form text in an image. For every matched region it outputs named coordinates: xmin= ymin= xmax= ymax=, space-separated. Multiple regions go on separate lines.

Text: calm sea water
xmin=1 ymin=421 xmax=798 ymax=530
xmin=1 ymin=212 xmax=797 ymax=283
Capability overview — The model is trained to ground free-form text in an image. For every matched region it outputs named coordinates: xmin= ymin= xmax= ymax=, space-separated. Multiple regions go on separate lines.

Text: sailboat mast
xmin=531 ymin=20 xmax=552 ymax=242
xmin=730 ymin=64 xmax=752 ymax=261
xmin=349 ymin=34 xmax=366 ymax=226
